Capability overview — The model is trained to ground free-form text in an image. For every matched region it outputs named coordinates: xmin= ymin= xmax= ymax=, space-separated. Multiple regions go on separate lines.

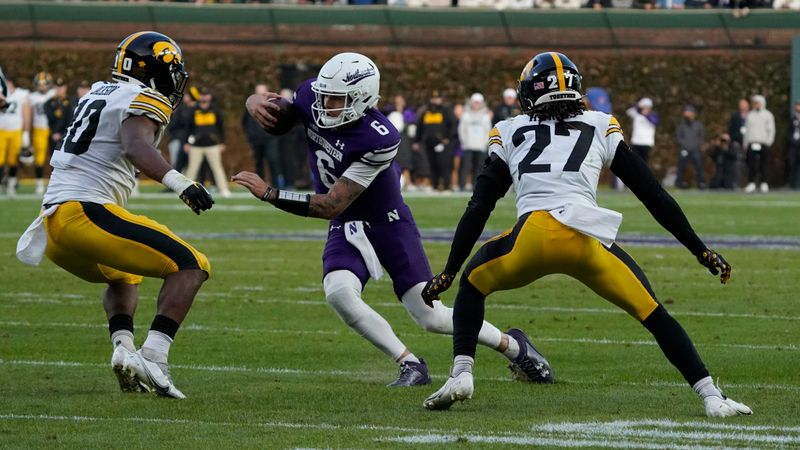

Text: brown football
xmin=265 ymin=97 xmax=296 ymax=136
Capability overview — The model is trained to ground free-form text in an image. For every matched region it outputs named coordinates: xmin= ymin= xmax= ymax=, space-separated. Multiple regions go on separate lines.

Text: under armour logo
xmin=335 ymin=139 xmax=345 ymax=150
xmin=330 ymin=225 xmax=342 ymax=231
xmin=387 ymin=209 xmax=399 ymax=222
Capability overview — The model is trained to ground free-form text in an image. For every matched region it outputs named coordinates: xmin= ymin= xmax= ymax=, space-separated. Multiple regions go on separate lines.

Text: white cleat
xmin=124 ymin=350 xmax=186 ymax=399
xmin=759 ymin=182 xmax=769 ymax=193
xmin=704 ymin=395 xmax=753 ymax=417
xmin=35 ymin=179 xmax=45 ymax=195
xmin=111 ymin=346 xmax=149 ymax=393
xmin=423 ymin=372 xmax=473 ymax=411
xmin=744 ymin=182 xmax=756 ymax=193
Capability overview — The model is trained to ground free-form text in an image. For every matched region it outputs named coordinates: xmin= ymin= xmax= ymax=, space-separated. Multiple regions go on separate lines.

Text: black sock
xmin=35 ymin=166 xmax=44 ymax=178
xmin=642 ymin=305 xmax=709 ymax=386
xmin=150 ymin=314 xmax=180 ymax=340
xmin=453 ymin=278 xmax=486 ymax=359
xmin=108 ymin=314 xmax=134 ymax=336
xmin=8 ymin=166 xmax=17 ymax=177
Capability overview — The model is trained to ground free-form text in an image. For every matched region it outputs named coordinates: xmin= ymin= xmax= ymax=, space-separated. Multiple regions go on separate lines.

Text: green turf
xmin=1 ymin=189 xmax=798 ymax=449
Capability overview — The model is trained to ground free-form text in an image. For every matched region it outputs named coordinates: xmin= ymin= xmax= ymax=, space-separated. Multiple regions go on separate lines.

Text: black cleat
xmin=506 ymin=328 xmax=554 ymax=384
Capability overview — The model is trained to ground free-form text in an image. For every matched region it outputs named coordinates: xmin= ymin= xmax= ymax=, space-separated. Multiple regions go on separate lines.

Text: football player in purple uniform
xmin=233 ymin=52 xmax=552 ymax=387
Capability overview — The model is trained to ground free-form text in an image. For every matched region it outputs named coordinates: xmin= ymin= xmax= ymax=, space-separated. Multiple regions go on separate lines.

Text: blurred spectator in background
xmin=785 ymin=100 xmax=800 ymax=189
xmin=743 ymin=94 xmax=774 ymax=193
xmin=451 ymin=102 xmax=464 ymax=192
xmin=44 ymin=78 xmax=73 ymax=154
xmin=492 ymin=88 xmax=519 ymax=126
xmin=386 ymin=94 xmax=416 ymax=190
xmin=625 ymin=97 xmax=658 ymax=164
xmin=185 ymin=89 xmax=231 ymax=198
xmin=278 ymin=87 xmax=310 ymax=189
xmin=728 ymin=98 xmax=748 ymax=187
xmin=458 ymin=92 xmax=491 ymax=191
xmin=76 ymin=80 xmax=91 ymax=99
xmin=709 ymin=133 xmax=737 ymax=189
xmin=167 ymin=85 xmax=198 ymax=173
xmin=243 ymin=84 xmax=284 ymax=186
xmin=414 ymin=90 xmax=455 ymax=191
xmin=773 ymin=0 xmax=800 ymax=8
xmin=675 ymin=105 xmax=706 ymax=189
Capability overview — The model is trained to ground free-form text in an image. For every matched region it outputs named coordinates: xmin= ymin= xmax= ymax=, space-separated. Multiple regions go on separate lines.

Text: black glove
xmin=422 ymin=271 xmax=456 ymax=307
xmin=696 ymin=248 xmax=731 ymax=284
xmin=179 ymin=183 xmax=214 ymax=215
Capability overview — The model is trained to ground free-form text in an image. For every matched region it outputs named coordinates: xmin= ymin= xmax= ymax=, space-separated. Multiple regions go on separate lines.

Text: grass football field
xmin=1 ymin=187 xmax=798 ymax=449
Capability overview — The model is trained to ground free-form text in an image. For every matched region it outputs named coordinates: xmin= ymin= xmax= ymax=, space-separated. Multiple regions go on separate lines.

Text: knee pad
xmin=323 ymin=270 xmax=365 ymax=326
xmin=401 ymin=282 xmax=453 ymax=334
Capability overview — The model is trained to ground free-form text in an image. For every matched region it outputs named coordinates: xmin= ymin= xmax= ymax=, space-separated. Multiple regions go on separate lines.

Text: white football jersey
xmin=44 ymin=80 xmax=173 ymax=206
xmin=28 ymin=88 xmax=55 ymax=129
xmin=0 ymin=87 xmax=29 ymax=131
xmin=489 ymin=110 xmax=625 ymax=245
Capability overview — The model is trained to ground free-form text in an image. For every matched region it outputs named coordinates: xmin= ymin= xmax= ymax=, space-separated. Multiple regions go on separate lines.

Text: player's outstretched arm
xmin=232 ymin=171 xmax=365 ymax=220
xmin=610 ymin=141 xmax=730 ymax=284
xmin=422 ymin=154 xmax=512 ymax=305
xmin=121 ymin=116 xmax=213 ymax=214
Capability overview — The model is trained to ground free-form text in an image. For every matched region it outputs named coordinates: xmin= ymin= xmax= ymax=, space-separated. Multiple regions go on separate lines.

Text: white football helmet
xmin=311 ymin=52 xmax=380 ymax=129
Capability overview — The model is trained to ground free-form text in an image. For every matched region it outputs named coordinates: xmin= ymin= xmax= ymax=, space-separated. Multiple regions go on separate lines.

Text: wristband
xmin=273 ymin=189 xmax=311 ymax=217
xmin=22 ymin=131 xmax=31 ymax=148
xmin=261 ymin=186 xmax=274 ymax=202
xmin=162 ymin=169 xmax=195 ymax=194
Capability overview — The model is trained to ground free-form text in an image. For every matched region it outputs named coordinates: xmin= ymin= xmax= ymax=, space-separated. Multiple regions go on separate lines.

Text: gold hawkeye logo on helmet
xmin=153 ymin=41 xmax=181 ymax=65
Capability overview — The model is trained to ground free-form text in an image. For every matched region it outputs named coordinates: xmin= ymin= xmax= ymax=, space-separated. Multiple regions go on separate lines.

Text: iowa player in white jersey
xmin=0 ymin=71 xmax=31 ymax=196
xmin=27 ymin=72 xmax=57 ymax=194
xmin=422 ymin=52 xmax=751 ymax=417
xmin=17 ymin=32 xmax=213 ymax=398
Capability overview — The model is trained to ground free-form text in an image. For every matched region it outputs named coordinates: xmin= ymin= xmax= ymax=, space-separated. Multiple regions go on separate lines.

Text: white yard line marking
xmin=2 ymin=413 xmax=793 ymax=449
xmin=1 ymin=319 xmax=795 ymax=352
xmin=5 ymin=290 xmax=798 ymax=322
xmin=1 ymin=358 xmax=798 ymax=392
xmin=384 ymin=418 xmax=800 ymax=448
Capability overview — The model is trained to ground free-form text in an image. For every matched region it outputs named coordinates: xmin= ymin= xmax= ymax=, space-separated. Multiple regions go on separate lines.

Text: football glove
xmin=18 ymin=147 xmax=34 ymax=166
xmin=697 ymin=248 xmax=731 ymax=284
xmin=422 ymin=271 xmax=456 ymax=307
xmin=179 ymin=183 xmax=214 ymax=215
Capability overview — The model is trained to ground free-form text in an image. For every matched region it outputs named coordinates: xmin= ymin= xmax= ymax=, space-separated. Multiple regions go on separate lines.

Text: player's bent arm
xmin=444 ymin=154 xmax=513 ymax=275
xmin=122 ymin=116 xmax=213 ymax=214
xmin=121 ymin=115 xmax=173 ymax=181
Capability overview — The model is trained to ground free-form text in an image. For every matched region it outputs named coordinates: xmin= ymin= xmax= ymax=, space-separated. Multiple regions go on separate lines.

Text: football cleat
xmin=506 ymin=328 xmax=554 ymax=384
xmin=387 ymin=358 xmax=432 ymax=387
xmin=704 ymin=394 xmax=753 ymax=417
xmin=111 ymin=345 xmax=148 ymax=393
xmin=423 ymin=371 xmax=473 ymax=411
xmin=124 ymin=350 xmax=186 ymax=399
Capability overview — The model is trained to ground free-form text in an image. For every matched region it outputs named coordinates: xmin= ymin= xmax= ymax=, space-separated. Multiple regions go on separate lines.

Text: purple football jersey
xmin=292 ymin=79 xmax=405 ymax=223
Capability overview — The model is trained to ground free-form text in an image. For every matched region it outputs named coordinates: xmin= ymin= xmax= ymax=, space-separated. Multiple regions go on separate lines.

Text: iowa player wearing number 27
xmin=422 ymin=52 xmax=752 ymax=418
xmin=234 ymin=53 xmax=551 ymax=388
xmin=16 ymin=32 xmax=214 ymax=399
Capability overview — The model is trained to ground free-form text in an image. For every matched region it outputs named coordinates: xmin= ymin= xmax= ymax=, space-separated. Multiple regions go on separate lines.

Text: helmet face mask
xmin=311 ymin=52 xmax=380 ymax=129
xmin=112 ymin=31 xmax=188 ymax=109
xmin=33 ymin=72 xmax=54 ymax=93
xmin=517 ymin=52 xmax=582 ymax=114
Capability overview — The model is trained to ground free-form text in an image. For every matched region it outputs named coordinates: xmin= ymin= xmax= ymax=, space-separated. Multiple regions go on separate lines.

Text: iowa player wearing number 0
xmin=16 ymin=32 xmax=214 ymax=399
xmin=234 ymin=53 xmax=547 ymax=387
xmin=423 ymin=52 xmax=752 ymax=418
